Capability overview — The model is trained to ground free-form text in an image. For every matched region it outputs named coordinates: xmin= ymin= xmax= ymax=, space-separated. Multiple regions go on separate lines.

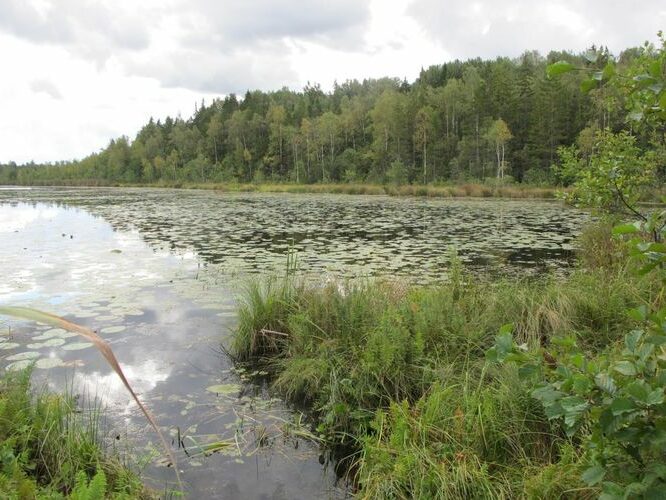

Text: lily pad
xmin=27 ymin=338 xmax=66 ymax=349
xmin=206 ymin=384 xmax=241 ymax=395
xmin=101 ymin=325 xmax=126 ymax=334
xmin=6 ymin=359 xmax=35 ymax=371
xmin=0 ymin=342 xmax=19 ymax=350
xmin=6 ymin=351 xmax=40 ymax=361
xmin=40 ymin=328 xmax=67 ymax=339
xmin=32 ymin=331 xmax=77 ymax=340
xmin=62 ymin=342 xmax=94 ymax=351
xmin=35 ymin=357 xmax=64 ymax=369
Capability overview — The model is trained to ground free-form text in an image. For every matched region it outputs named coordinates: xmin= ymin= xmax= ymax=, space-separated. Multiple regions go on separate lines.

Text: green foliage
xmin=385 ymin=160 xmax=408 ymax=185
xmin=233 ymin=238 xmax=656 ymax=496
xmin=554 ymin=130 xmax=656 ymax=212
xmin=489 ymin=215 xmax=666 ymax=498
xmin=1 ymin=45 xmax=623 ymax=186
xmin=70 ymin=470 xmax=107 ymax=500
xmin=0 ymin=370 xmax=149 ymax=499
xmin=489 ymin=307 xmax=666 ymax=497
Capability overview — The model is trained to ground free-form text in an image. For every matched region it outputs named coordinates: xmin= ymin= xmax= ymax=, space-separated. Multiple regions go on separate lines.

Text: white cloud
xmin=0 ymin=0 xmax=662 ymax=163
xmin=407 ymin=0 xmax=665 ymax=59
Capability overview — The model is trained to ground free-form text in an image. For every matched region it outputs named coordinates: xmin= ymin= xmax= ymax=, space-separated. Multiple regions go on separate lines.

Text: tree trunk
xmin=423 ymin=129 xmax=427 ymax=185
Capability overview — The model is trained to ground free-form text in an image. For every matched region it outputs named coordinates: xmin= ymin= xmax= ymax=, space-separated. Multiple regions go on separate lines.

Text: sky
xmin=0 ymin=0 xmax=664 ymax=164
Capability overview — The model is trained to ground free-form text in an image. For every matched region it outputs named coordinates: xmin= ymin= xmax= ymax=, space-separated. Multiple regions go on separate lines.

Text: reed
xmin=0 ymin=307 xmax=180 ymax=487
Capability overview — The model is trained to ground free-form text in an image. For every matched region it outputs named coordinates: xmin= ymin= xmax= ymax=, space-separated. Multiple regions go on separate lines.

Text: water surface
xmin=0 ymin=187 xmax=589 ymax=498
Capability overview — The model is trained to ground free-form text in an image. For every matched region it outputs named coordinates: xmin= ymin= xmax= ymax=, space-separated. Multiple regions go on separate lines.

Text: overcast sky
xmin=1 ymin=0 xmax=664 ymax=164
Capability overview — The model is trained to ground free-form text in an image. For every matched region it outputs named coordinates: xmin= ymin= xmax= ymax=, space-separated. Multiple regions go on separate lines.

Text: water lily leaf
xmin=35 ymin=357 xmax=65 ymax=369
xmin=62 ymin=342 xmax=94 ymax=351
xmin=27 ymin=338 xmax=66 ymax=349
xmin=101 ymin=325 xmax=126 ymax=334
xmin=6 ymin=351 xmax=40 ymax=361
xmin=206 ymin=384 xmax=241 ymax=395
xmin=6 ymin=360 xmax=35 ymax=371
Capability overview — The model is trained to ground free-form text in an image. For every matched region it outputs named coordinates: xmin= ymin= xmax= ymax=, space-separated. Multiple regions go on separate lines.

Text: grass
xmin=2 ymin=179 xmax=564 ymax=200
xmin=0 ymin=368 xmax=151 ymax=499
xmin=0 ymin=307 xmax=178 ymax=483
xmin=230 ymin=224 xmax=660 ymax=497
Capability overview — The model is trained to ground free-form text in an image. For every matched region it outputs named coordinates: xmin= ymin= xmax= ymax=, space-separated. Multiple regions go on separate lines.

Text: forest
xmin=1 ymin=45 xmax=664 ymax=188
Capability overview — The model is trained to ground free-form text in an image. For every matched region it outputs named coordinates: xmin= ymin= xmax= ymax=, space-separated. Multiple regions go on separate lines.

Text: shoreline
xmin=0 ymin=181 xmax=563 ymax=200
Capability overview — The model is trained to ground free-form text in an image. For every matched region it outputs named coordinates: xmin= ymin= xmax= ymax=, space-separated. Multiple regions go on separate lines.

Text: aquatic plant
xmin=230 ymin=220 xmax=661 ymax=496
xmin=0 ymin=369 xmax=151 ymax=498
xmin=0 ymin=307 xmax=179 ymax=486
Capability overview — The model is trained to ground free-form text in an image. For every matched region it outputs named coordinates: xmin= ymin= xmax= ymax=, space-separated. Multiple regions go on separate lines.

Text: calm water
xmin=0 ymin=187 xmax=589 ymax=498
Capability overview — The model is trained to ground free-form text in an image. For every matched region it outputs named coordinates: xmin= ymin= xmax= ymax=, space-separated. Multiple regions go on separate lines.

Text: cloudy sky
xmin=1 ymin=0 xmax=664 ymax=164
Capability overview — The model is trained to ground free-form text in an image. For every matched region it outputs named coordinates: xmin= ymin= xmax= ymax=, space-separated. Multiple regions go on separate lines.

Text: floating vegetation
xmin=101 ymin=325 xmax=126 ymax=334
xmin=0 ymin=187 xmax=591 ymax=498
xmin=0 ymin=306 xmax=180 ymax=487
xmin=27 ymin=337 xmax=66 ymax=349
xmin=35 ymin=357 xmax=65 ymax=369
xmin=62 ymin=341 xmax=94 ymax=351
xmin=6 ymin=351 xmax=40 ymax=361
xmin=1 ymin=188 xmax=589 ymax=284
xmin=206 ymin=383 xmax=242 ymax=395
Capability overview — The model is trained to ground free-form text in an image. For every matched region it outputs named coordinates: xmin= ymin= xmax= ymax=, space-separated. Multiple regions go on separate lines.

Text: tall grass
xmin=0 ymin=307 xmax=178 ymax=484
xmin=0 ymin=369 xmax=150 ymax=498
xmin=230 ymin=223 xmax=657 ymax=496
xmin=0 ymin=306 xmax=183 ymax=490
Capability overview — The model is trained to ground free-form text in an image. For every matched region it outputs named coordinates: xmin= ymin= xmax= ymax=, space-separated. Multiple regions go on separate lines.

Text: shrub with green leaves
xmin=488 ymin=216 xmax=666 ymax=499
xmin=553 ymin=130 xmax=656 ymax=213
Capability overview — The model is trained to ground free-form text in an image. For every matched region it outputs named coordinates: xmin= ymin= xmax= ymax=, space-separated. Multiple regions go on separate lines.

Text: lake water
xmin=0 ymin=187 xmax=589 ymax=498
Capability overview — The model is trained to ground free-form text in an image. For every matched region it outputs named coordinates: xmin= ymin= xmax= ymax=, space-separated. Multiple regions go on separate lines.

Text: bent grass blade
xmin=0 ymin=306 xmax=182 ymax=487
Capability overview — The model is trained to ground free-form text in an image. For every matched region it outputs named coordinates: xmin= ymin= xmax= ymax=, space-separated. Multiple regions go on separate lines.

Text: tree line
xmin=1 ymin=45 xmax=662 ymax=186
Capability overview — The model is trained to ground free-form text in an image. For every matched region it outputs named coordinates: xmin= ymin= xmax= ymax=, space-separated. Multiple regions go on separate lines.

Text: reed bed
xmin=230 ymin=224 xmax=657 ymax=497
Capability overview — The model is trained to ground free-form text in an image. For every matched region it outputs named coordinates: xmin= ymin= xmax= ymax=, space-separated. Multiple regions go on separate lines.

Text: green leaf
xmin=572 ymin=374 xmax=592 ymax=394
xmin=600 ymin=408 xmax=621 ymax=434
xmin=627 ymin=305 xmax=648 ymax=321
xmin=602 ymin=62 xmax=615 ymax=81
xmin=499 ymin=323 xmax=514 ymax=335
xmin=518 ymin=363 xmax=540 ymax=379
xmin=625 ymin=330 xmax=643 ymax=352
xmin=581 ymin=78 xmax=597 ymax=93
xmin=560 ymin=395 xmax=588 ymax=413
xmin=613 ymin=223 xmax=640 ymax=235
xmin=614 ymin=360 xmax=637 ymax=376
xmin=626 ymin=380 xmax=650 ymax=403
xmin=532 ymin=385 xmax=564 ymax=403
xmin=582 ymin=464 xmax=606 ymax=486
xmin=595 ymin=372 xmax=617 ymax=394
xmin=610 ymin=397 xmax=636 ymax=416
xmin=544 ymin=402 xmax=565 ymax=420
xmin=646 ymin=334 xmax=666 ymax=346
xmin=634 ymin=74 xmax=657 ymax=87
xmin=547 ymin=61 xmax=575 ymax=78
xmin=649 ymin=60 xmax=662 ymax=78
xmin=600 ymin=481 xmax=624 ymax=500
xmin=646 ymin=389 xmax=664 ymax=406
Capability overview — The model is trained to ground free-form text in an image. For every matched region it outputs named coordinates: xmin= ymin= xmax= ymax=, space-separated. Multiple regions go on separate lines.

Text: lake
xmin=0 ymin=187 xmax=589 ymax=498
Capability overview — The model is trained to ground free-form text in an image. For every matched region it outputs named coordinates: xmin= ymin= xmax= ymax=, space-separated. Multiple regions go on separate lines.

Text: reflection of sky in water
xmin=0 ymin=194 xmax=344 ymax=499
xmin=1 ymin=187 xmax=590 ymax=281
xmin=0 ymin=187 xmax=590 ymax=498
